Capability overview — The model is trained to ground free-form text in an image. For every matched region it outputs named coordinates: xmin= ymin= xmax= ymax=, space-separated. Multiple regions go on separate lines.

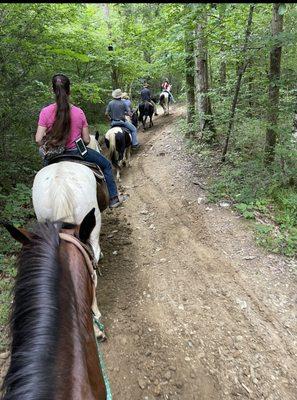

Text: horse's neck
xmin=54 ymin=242 xmax=102 ymax=400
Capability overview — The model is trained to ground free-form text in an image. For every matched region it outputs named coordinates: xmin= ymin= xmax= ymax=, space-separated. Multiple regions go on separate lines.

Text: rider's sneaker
xmin=132 ymin=143 xmax=141 ymax=150
xmin=109 ymin=196 xmax=122 ymax=209
xmin=154 ymin=113 xmax=158 ymax=116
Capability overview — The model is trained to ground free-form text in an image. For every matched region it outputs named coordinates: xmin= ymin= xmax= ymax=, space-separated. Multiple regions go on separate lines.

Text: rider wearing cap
xmin=140 ymin=83 xmax=158 ymax=116
xmin=105 ymin=88 xmax=140 ymax=149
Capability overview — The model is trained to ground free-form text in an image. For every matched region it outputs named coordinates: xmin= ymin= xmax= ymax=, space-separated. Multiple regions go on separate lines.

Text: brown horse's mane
xmin=1 ymin=221 xmax=75 ymax=400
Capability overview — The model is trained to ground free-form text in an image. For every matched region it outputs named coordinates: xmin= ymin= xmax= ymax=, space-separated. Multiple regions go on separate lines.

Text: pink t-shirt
xmin=38 ymin=103 xmax=88 ymax=149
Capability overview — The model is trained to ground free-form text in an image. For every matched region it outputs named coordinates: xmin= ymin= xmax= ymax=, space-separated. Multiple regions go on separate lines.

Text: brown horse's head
xmin=1 ymin=209 xmax=107 ymax=400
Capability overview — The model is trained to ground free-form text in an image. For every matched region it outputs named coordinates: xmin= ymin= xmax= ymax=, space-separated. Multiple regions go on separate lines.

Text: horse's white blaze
xmin=32 ymin=161 xmax=101 ymax=262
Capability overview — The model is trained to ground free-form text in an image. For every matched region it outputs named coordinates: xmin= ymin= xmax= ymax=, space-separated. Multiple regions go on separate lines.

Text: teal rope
xmin=93 ymin=318 xmax=113 ymax=400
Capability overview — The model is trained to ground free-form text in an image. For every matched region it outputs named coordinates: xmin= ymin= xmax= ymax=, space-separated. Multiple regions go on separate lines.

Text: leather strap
xmin=59 ymin=233 xmax=98 ymax=316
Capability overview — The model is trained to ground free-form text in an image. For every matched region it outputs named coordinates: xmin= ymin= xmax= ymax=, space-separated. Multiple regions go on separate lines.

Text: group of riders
xmin=35 ymin=74 xmax=175 ymax=209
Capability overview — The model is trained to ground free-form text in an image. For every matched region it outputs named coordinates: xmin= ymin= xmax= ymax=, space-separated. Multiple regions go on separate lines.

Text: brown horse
xmin=1 ymin=209 xmax=107 ymax=400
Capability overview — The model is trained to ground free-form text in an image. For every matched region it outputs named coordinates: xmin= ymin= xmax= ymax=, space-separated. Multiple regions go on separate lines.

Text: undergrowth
xmin=177 ymin=115 xmax=297 ymax=258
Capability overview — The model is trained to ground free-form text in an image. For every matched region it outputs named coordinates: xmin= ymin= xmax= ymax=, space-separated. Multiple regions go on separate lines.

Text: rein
xmin=59 ymin=232 xmax=97 ymax=279
xmin=58 ymin=232 xmax=98 ymax=315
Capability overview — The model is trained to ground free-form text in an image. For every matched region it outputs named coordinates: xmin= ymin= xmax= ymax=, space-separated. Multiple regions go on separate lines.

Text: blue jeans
xmin=111 ymin=120 xmax=138 ymax=146
xmin=63 ymin=148 xmax=119 ymax=199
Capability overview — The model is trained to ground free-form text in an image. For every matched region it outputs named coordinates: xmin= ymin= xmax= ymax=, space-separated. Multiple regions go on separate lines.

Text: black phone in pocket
xmin=75 ymin=138 xmax=87 ymax=157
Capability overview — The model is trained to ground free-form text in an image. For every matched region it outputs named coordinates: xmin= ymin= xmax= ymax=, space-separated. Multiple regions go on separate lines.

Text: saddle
xmin=48 ymin=154 xmax=109 ymax=212
xmin=111 ymin=123 xmax=132 ymax=136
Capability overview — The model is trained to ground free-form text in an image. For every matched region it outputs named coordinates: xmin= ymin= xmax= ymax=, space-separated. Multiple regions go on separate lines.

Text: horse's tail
xmin=144 ymin=101 xmax=150 ymax=114
xmin=132 ymin=109 xmax=139 ymax=127
xmin=49 ymin=180 xmax=76 ymax=222
xmin=160 ymin=93 xmax=165 ymax=105
xmin=137 ymin=105 xmax=142 ymax=121
xmin=88 ymin=135 xmax=100 ymax=152
xmin=105 ymin=129 xmax=118 ymax=165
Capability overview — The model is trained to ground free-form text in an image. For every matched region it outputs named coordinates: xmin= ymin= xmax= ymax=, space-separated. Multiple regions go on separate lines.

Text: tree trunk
xmin=218 ymin=10 xmax=227 ymax=94
xmin=246 ymin=74 xmax=254 ymax=117
xmin=194 ymin=19 xmax=216 ymax=140
xmin=219 ymin=60 xmax=227 ymax=88
xmin=185 ymin=29 xmax=195 ymax=136
xmin=208 ymin=53 xmax=213 ymax=88
xmin=293 ymin=98 xmax=297 ymax=141
xmin=222 ymin=5 xmax=254 ymax=162
xmin=100 ymin=3 xmax=119 ymax=89
xmin=264 ymin=3 xmax=284 ymax=165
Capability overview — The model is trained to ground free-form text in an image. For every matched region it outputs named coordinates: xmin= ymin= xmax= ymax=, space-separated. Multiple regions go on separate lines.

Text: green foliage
xmin=0 ymin=272 xmax=14 ymax=350
xmin=234 ymin=203 xmax=255 ymax=220
xmin=0 ymin=182 xmax=33 ymax=351
xmin=206 ymin=114 xmax=297 ymax=257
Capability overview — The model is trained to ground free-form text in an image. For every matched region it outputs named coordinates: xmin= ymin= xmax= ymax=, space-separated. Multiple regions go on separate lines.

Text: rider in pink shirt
xmin=38 ymin=103 xmax=88 ymax=150
xmin=161 ymin=79 xmax=175 ymax=103
xmin=35 ymin=73 xmax=122 ymax=208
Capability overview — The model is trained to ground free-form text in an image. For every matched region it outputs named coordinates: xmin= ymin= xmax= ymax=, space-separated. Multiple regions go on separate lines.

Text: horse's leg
xmin=127 ymin=147 xmax=131 ymax=167
xmin=116 ymin=167 xmax=121 ymax=182
xmin=91 ymin=273 xmax=107 ymax=341
xmin=123 ymin=149 xmax=126 ymax=167
xmin=124 ymin=148 xmax=130 ymax=167
xmin=89 ymin=207 xmax=101 ymax=263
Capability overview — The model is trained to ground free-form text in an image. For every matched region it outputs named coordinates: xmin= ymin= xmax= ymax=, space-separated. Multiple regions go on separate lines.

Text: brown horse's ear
xmin=79 ymin=208 xmax=96 ymax=243
xmin=1 ymin=222 xmax=32 ymax=246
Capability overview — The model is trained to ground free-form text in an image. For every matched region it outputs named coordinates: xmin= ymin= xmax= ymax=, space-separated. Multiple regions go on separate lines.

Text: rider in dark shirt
xmin=140 ymin=83 xmax=158 ymax=116
xmin=105 ymin=88 xmax=140 ymax=148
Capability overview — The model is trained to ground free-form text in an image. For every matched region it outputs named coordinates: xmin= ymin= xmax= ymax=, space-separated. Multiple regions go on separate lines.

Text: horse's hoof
xmin=99 ymin=251 xmax=104 ymax=260
xmin=94 ymin=322 xmax=107 ymax=342
xmin=96 ymin=331 xmax=107 ymax=342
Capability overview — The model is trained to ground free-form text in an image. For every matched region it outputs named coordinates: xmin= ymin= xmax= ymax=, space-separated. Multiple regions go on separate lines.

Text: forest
xmin=0 ymin=2 xmax=296 ymax=351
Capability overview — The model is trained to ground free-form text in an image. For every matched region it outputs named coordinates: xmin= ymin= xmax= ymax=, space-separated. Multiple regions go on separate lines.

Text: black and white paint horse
xmin=159 ymin=90 xmax=170 ymax=115
xmin=104 ymin=127 xmax=132 ymax=182
xmin=138 ymin=101 xmax=154 ymax=130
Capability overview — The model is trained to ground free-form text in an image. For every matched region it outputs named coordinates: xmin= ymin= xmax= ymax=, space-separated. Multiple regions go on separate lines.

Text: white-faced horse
xmin=104 ymin=127 xmax=132 ymax=182
xmin=32 ymin=140 xmax=106 ymax=340
xmin=159 ymin=90 xmax=170 ymax=115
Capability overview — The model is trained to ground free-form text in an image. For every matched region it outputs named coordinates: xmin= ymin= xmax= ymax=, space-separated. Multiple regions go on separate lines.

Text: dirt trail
xmin=98 ymin=106 xmax=297 ymax=400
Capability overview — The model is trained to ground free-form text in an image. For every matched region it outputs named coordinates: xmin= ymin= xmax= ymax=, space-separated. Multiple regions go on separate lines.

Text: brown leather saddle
xmin=48 ymin=154 xmax=109 ymax=212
